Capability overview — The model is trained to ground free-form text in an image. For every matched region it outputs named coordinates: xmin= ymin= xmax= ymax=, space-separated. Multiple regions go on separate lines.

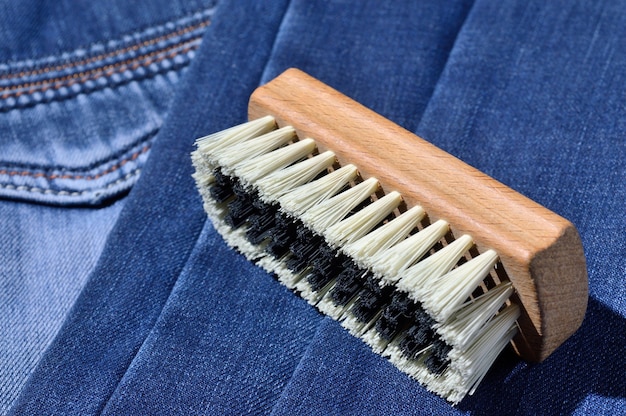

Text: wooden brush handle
xmin=248 ymin=68 xmax=587 ymax=362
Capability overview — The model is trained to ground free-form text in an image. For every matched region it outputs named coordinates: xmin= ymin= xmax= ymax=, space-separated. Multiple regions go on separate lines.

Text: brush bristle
xmin=192 ymin=117 xmax=520 ymax=404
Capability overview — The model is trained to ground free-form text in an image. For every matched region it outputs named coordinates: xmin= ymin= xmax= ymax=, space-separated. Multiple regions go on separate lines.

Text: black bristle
xmin=399 ymin=323 xmax=433 ymax=358
xmin=329 ymin=265 xmax=366 ymax=306
xmin=306 ymin=248 xmax=354 ymax=293
xmin=246 ymin=205 xmax=278 ymax=244
xmin=399 ymin=325 xmax=432 ymax=358
xmin=310 ymin=246 xmax=343 ymax=280
xmin=224 ymin=182 xmax=257 ymax=229
xmin=414 ymin=307 xmax=436 ymax=329
xmin=209 ymin=169 xmax=235 ymax=203
xmin=252 ymin=197 xmax=271 ymax=211
xmin=432 ymin=338 xmax=452 ymax=361
xmin=351 ymin=276 xmax=393 ymax=323
xmin=266 ymin=213 xmax=299 ymax=258
xmin=287 ymin=228 xmax=323 ymax=272
xmin=425 ymin=339 xmax=452 ymax=374
xmin=224 ymin=196 xmax=256 ymax=228
xmin=397 ymin=302 xmax=440 ymax=359
xmin=285 ymin=256 xmax=309 ymax=274
xmin=306 ymin=269 xmax=334 ymax=292
xmin=212 ymin=169 xmax=232 ymax=186
xmin=375 ymin=292 xmax=417 ymax=341
xmin=231 ymin=180 xmax=251 ymax=199
xmin=210 ymin=184 xmax=235 ymax=203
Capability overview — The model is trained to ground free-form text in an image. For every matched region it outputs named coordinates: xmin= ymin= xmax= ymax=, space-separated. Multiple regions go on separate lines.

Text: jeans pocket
xmin=0 ymin=7 xmax=214 ymax=206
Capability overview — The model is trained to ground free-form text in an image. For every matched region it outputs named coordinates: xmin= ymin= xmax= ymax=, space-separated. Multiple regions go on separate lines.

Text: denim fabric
xmin=4 ymin=0 xmax=626 ymax=415
xmin=0 ymin=0 xmax=216 ymax=413
xmin=260 ymin=0 xmax=475 ymax=131
xmin=0 ymin=199 xmax=124 ymax=414
xmin=101 ymin=223 xmax=322 ymax=415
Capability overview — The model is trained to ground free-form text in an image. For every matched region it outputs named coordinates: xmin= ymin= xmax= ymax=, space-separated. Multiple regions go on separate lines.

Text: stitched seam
xmin=2 ymin=39 xmax=199 ymax=95
xmin=0 ymin=168 xmax=142 ymax=196
xmin=1 ymin=39 xmax=201 ymax=99
xmin=0 ymin=20 xmax=210 ymax=81
xmin=1 ymin=127 xmax=159 ymax=172
xmin=0 ymin=145 xmax=150 ymax=181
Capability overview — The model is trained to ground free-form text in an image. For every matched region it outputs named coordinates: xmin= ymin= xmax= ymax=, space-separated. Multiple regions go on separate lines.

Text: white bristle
xmin=346 ymin=312 xmax=381 ymax=338
xmin=215 ymin=126 xmax=296 ymax=167
xmin=193 ymin=171 xmax=215 ymax=187
xmin=278 ymin=164 xmax=358 ymax=215
xmin=191 ymin=150 xmax=217 ymax=181
xmin=234 ymin=138 xmax=316 ymax=183
xmin=190 ymin=150 xmax=208 ymax=172
xmin=190 ymin=150 xmax=215 ymax=186
xmin=421 ymin=249 xmax=499 ymax=322
xmin=195 ymin=115 xmax=276 ymax=154
xmin=361 ymin=326 xmax=392 ymax=354
xmin=342 ymin=205 xmax=425 ymax=266
xmin=372 ymin=219 xmax=450 ymax=282
xmin=395 ymin=234 xmax=474 ymax=295
xmin=325 ymin=191 xmax=403 ymax=247
xmin=448 ymin=304 xmax=519 ymax=395
xmin=255 ymin=151 xmax=337 ymax=200
xmin=436 ymin=281 xmax=514 ymax=349
xmin=301 ymin=177 xmax=380 ymax=231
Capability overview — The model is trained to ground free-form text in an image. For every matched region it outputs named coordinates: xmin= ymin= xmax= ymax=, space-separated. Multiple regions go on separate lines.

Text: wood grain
xmin=248 ymin=68 xmax=588 ymax=362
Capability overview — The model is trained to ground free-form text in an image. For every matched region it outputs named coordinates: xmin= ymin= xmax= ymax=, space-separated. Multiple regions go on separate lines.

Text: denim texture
xmin=0 ymin=0 xmax=216 ymax=413
xmin=3 ymin=0 xmax=626 ymax=415
xmin=0 ymin=199 xmax=124 ymax=414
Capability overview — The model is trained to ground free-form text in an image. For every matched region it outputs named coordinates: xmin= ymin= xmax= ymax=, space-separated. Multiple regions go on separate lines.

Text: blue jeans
xmin=2 ymin=0 xmax=625 ymax=414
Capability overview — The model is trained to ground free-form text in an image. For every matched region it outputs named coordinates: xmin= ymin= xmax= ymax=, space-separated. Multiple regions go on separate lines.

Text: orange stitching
xmin=5 ymin=43 xmax=198 ymax=99
xmin=0 ymin=19 xmax=210 ymax=81
xmin=1 ymin=36 xmax=201 ymax=97
xmin=0 ymin=144 xmax=150 ymax=181
xmin=0 ymin=168 xmax=142 ymax=196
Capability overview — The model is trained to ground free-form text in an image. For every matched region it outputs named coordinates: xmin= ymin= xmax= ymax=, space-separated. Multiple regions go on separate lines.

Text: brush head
xmin=248 ymin=68 xmax=588 ymax=363
xmin=191 ymin=68 xmax=588 ymax=403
